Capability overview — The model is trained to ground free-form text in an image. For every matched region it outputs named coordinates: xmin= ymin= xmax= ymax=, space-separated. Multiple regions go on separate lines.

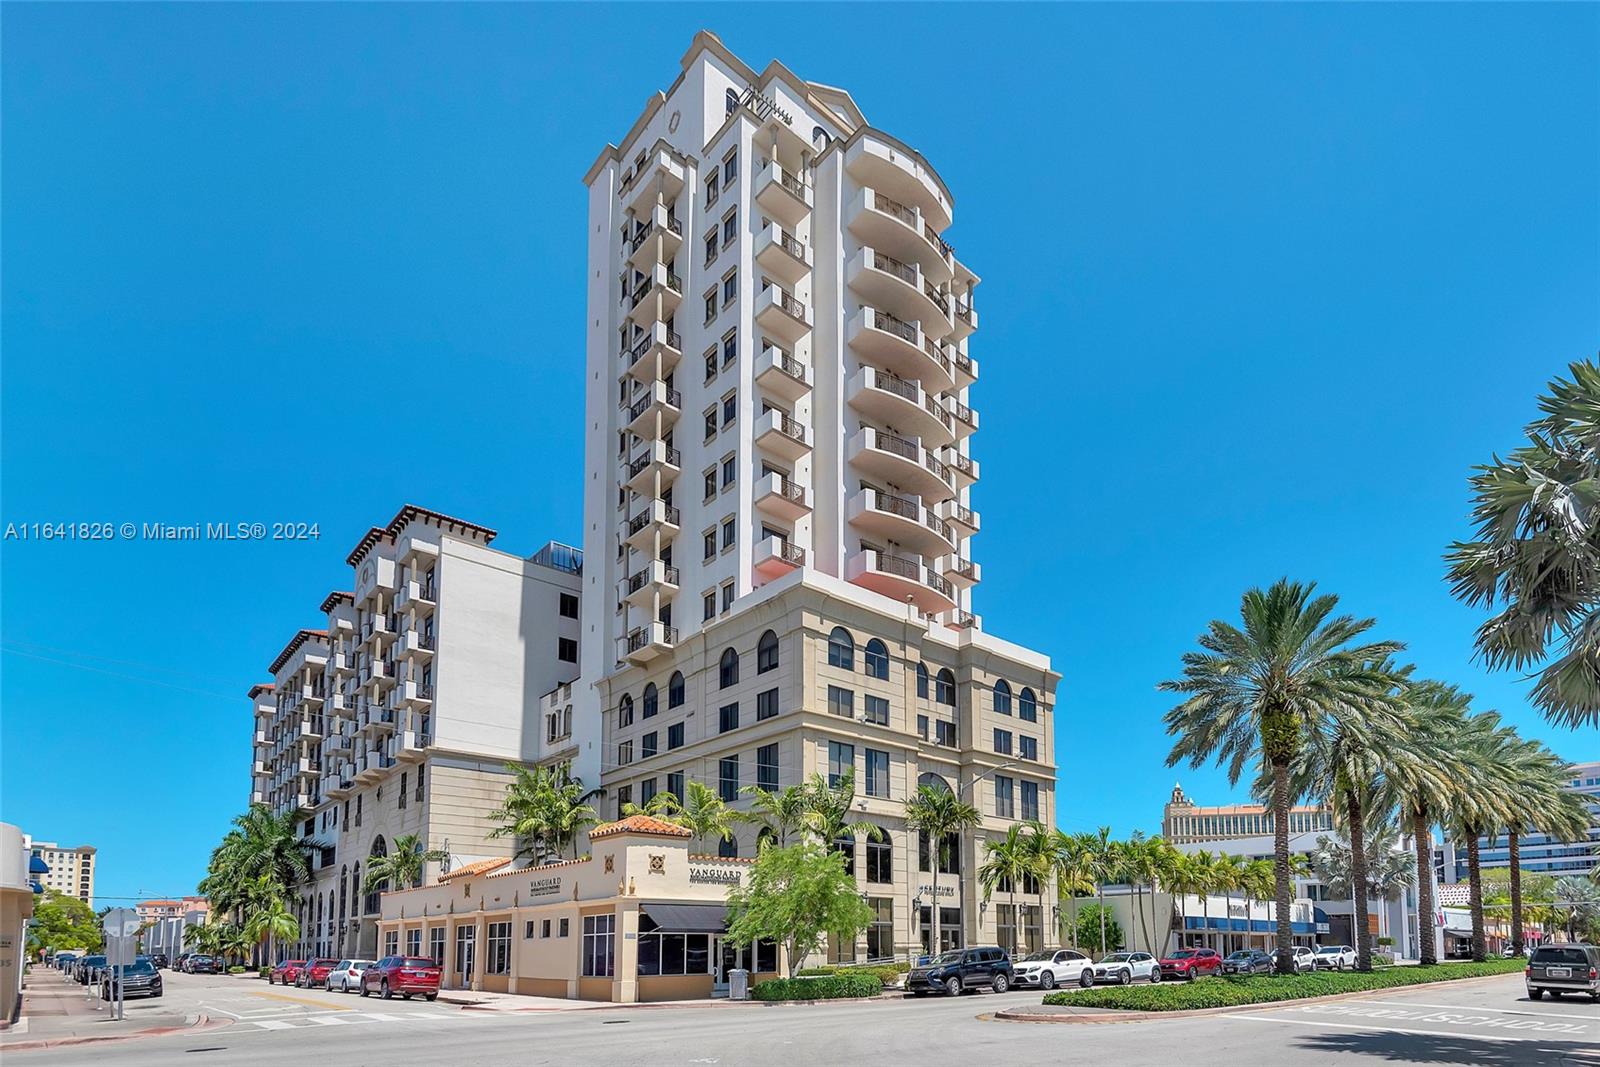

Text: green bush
xmin=794 ymin=962 xmax=909 ymax=987
xmin=227 ymin=965 xmax=246 ymax=974
xmin=752 ymin=973 xmax=884 ymax=1001
xmin=1040 ymin=957 xmax=1527 ymax=1012
xmin=258 ymin=966 xmax=271 ymax=978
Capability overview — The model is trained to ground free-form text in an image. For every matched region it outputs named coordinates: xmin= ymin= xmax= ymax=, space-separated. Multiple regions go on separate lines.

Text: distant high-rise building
xmin=28 ymin=840 xmax=95 ymax=907
xmin=1438 ymin=759 xmax=1599 ymax=883
xmin=1162 ymin=783 xmax=1332 ymax=845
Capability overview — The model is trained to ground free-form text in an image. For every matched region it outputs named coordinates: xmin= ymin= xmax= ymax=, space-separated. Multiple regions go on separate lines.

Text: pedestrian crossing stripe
xmin=228 ymin=1010 xmax=480 ymax=1032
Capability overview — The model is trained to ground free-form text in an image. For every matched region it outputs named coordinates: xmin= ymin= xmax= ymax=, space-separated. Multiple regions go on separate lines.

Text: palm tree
xmin=363 ymin=834 xmax=448 ymax=894
xmin=1442 ymin=711 xmax=1522 ymax=961
xmin=218 ymin=923 xmax=254 ymax=968
xmin=1162 ymin=579 xmax=1403 ymax=972
xmin=1120 ymin=834 xmax=1167 ymax=953
xmin=1206 ymin=853 xmax=1244 ymax=950
xmin=244 ymin=892 xmax=300 ymax=966
xmin=904 ymin=784 xmax=980 ymax=956
xmin=670 ymin=781 xmax=739 ymax=852
xmin=1308 ymin=824 xmax=1418 ymax=953
xmin=487 ymin=764 xmax=600 ymax=863
xmin=1498 ymin=737 xmax=1592 ymax=955
xmin=1554 ymin=876 xmax=1600 ymax=940
xmin=1052 ymin=831 xmax=1096 ymax=949
xmin=1021 ymin=822 xmax=1056 ymax=953
xmin=1446 ymin=358 xmax=1600 ymax=730
xmin=1083 ymin=827 xmax=1122 ymax=956
xmin=737 ymin=783 xmax=810 ymax=847
xmin=1240 ymin=858 xmax=1277 ymax=950
xmin=800 ymin=771 xmax=883 ymax=846
xmin=979 ymin=826 xmax=1031 ymax=955
xmin=1166 ymin=851 xmax=1208 ymax=950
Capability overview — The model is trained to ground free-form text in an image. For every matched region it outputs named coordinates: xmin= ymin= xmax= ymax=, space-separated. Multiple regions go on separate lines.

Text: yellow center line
xmin=248 ymin=988 xmax=352 ymax=1010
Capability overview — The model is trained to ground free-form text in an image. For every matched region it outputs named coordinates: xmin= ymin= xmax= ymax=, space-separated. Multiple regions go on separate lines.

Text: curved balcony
xmin=935 ymin=554 xmax=981 ymax=589
xmin=754 ymin=472 xmax=810 ymax=522
xmin=846 ymin=247 xmax=952 ymax=339
xmin=847 ymin=488 xmax=956 ymax=558
xmin=936 ymin=498 xmax=981 ymax=537
xmin=755 ymin=283 xmax=811 ymax=346
xmin=626 ymin=322 xmax=683 ymax=382
xmin=942 ymin=448 xmax=979 ymax=490
xmin=625 ymin=263 xmax=684 ymax=325
xmin=944 ymin=396 xmax=978 ymax=440
xmin=846 ymin=307 xmax=954 ymax=393
xmin=622 ymin=560 xmax=680 ymax=609
xmin=754 ymin=343 xmax=810 ymax=404
xmin=621 ymin=146 xmax=687 ymax=216
xmin=951 ymin=298 xmax=978 ymax=342
xmin=847 ymin=187 xmax=954 ymax=283
xmin=624 ymin=622 xmax=678 ymax=665
xmin=625 ymin=381 xmax=682 ymax=437
xmin=624 ymin=499 xmax=681 ymax=551
xmin=754 ymin=407 xmax=810 ymax=462
xmin=754 ymin=159 xmax=812 ymax=229
xmin=625 ymin=440 xmax=682 ymax=494
xmin=754 ymin=537 xmax=805 ymax=581
xmin=952 ymin=345 xmax=978 ymax=389
xmin=846 ymin=366 xmax=955 ymax=448
xmin=847 ymin=428 xmax=955 ymax=501
xmin=844 ymin=132 xmax=952 ymax=231
xmin=626 ymin=204 xmax=683 ymax=269
xmin=755 ymin=224 xmax=811 ymax=288
xmin=846 ymin=548 xmax=956 ymax=617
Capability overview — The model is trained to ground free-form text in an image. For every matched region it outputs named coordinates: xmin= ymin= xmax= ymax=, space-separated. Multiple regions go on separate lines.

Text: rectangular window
xmin=559 ymin=593 xmax=579 ymax=619
xmin=721 ymin=582 xmax=735 ymax=612
xmin=703 ymin=591 xmax=717 ymax=621
xmin=703 ymin=529 xmax=716 ymax=560
xmin=385 ymin=931 xmax=399 ymax=957
xmin=993 ymin=728 xmax=1013 ymax=756
xmin=719 ymin=756 xmax=739 ymax=802
xmin=581 ymin=914 xmax=615 ymax=978
xmin=864 ymin=748 xmax=889 ymax=798
xmin=560 ymin=918 xmax=569 ymax=938
xmin=486 ymin=921 xmax=512 ymax=975
xmin=641 ymin=777 xmax=657 ymax=804
xmin=721 ymin=455 xmax=737 ymax=488
xmin=867 ymin=898 xmax=894 ymax=960
xmin=757 ymin=743 xmax=779 ymax=791
xmin=667 ymin=771 xmax=684 ymax=800
xmin=756 ymin=687 xmax=779 ymax=721
xmin=1019 ymin=735 xmax=1038 ymax=761
xmin=864 ymin=695 xmax=889 ymax=726
xmin=995 ymin=775 xmax=1015 ymax=818
xmin=558 ymin=637 xmax=578 ymax=663
xmin=721 ymin=517 xmax=736 ymax=550
xmin=917 ymin=714 xmax=929 ymax=741
xmin=1021 ymin=780 xmax=1040 ymax=822
xmin=454 ymin=925 xmax=476 ymax=979
xmin=617 ymin=741 xmax=633 ymax=766
xmin=827 ymin=685 xmax=854 ymax=719
xmin=704 ymin=171 xmax=719 ymax=206
xmin=704 ymin=232 xmax=717 ymax=265
xmin=704 ymin=406 xmax=717 ymax=439
xmin=615 ymin=784 xmax=632 ymax=819
xmin=539 ymin=919 xmax=551 ymax=938
xmin=721 ymin=330 xmax=737 ymax=366
xmin=704 ymin=292 xmax=717 ymax=325
xmin=722 ymin=270 xmax=738 ymax=306
xmin=827 ymin=741 xmax=854 ymax=790
xmin=719 ymin=703 xmax=739 ymax=733
xmin=429 ymin=928 xmax=445 ymax=966
xmin=667 ymin=723 xmax=684 ymax=750
xmin=407 ymin=929 xmax=421 ymax=957
xmin=936 ymin=720 xmax=957 ymax=747
xmin=866 ymin=841 xmax=892 ymax=885
xmin=723 ymin=150 xmax=737 ymax=185
xmin=642 ymin=731 xmax=658 ymax=758
xmin=722 ymin=210 xmax=737 ymax=247
xmin=703 ymin=468 xmax=717 ymax=500
xmin=721 ymin=391 xmax=737 ymax=427
xmin=399 ymin=771 xmax=407 ymax=809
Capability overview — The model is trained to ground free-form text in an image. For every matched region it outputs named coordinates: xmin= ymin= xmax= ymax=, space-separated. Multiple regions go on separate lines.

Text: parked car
xmin=172 ymin=952 xmax=192 ymax=973
xmin=186 ymin=954 xmax=221 ymax=975
xmin=101 ymin=958 xmax=163 ymax=1000
xmin=906 ymin=946 xmax=1015 ymax=996
xmin=1086 ymin=952 xmax=1161 ymax=987
xmin=326 ymin=959 xmax=376 ymax=993
xmin=1526 ymin=943 xmax=1600 ymax=1001
xmin=296 ymin=958 xmax=341 ymax=989
xmin=150 ymin=953 xmax=169 ymax=970
xmin=1158 ymin=947 xmax=1223 ymax=981
xmin=1222 ymin=949 xmax=1274 ymax=976
xmin=1010 ymin=948 xmax=1092 ymax=990
xmin=74 ymin=955 xmax=107 ymax=984
xmin=360 ymin=956 xmax=442 ymax=1001
xmin=1313 ymin=945 xmax=1357 ymax=971
xmin=53 ymin=953 xmax=79 ymax=973
xmin=1290 ymin=946 xmax=1318 ymax=973
xmin=269 ymin=959 xmax=306 ymax=985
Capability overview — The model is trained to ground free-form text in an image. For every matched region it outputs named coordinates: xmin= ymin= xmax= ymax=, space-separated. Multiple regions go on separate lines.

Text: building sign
xmin=689 ymin=865 xmax=741 ymax=886
xmin=527 ymin=876 xmax=562 ymax=897
xmin=918 ymin=884 xmax=956 ymax=899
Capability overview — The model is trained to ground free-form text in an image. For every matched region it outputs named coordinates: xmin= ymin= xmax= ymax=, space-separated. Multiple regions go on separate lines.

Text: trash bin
xmin=729 ymin=967 xmax=750 ymax=1001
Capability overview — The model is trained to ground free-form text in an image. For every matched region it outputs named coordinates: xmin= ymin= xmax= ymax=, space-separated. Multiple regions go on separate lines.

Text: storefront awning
xmin=1443 ymin=928 xmax=1474 ymax=939
xmin=642 ymin=903 xmax=728 ymax=934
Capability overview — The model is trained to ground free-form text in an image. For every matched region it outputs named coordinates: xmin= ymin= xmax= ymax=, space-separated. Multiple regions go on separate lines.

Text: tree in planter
xmin=725 ymin=842 xmax=873 ymax=978
xmin=1070 ymin=904 xmax=1123 ymax=955
xmin=31 ymin=890 xmax=104 ymax=953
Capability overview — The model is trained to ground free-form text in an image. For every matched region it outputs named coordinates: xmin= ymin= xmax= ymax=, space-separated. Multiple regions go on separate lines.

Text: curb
xmin=440 ymin=992 xmax=901 ymax=1012
xmin=993 ymin=970 xmax=1530 ymax=1025
xmin=0 ymin=1012 xmax=227 ymax=1053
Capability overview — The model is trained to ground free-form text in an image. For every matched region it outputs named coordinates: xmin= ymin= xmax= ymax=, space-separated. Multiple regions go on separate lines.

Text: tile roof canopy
xmin=319 ymin=590 xmax=354 ymax=613
xmin=486 ymin=856 xmax=591 ymax=878
xmin=438 ymin=858 xmax=512 ymax=882
xmin=269 ymin=629 xmax=328 ymax=675
xmin=589 ymin=815 xmax=693 ymax=840
xmin=248 ymin=683 xmax=276 ymax=697
xmin=345 ymin=504 xmax=498 ymax=567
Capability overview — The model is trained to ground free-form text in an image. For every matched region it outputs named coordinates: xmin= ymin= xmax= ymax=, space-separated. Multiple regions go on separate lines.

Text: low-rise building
xmin=0 ymin=824 xmax=37 ymax=1023
xmin=1163 ymin=783 xmax=1331 ymax=844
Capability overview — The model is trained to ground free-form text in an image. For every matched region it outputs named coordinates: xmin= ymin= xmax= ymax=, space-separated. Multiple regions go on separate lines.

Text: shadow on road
xmin=1291 ymin=1030 xmax=1599 ymax=1066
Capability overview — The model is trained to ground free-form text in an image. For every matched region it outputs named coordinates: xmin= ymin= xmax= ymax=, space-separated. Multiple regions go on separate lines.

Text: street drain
xmin=185 ymin=1048 xmax=227 ymax=1053
xmin=601 ymin=1020 xmax=630 ymax=1024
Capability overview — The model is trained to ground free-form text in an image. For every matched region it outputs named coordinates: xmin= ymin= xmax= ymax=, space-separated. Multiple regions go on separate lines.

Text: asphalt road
xmin=12 ymin=970 xmax=1597 ymax=1066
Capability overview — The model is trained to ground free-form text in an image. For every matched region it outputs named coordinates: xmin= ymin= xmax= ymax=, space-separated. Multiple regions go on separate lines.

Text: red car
xmin=296 ymin=958 xmax=341 ymax=988
xmin=269 ymin=959 xmax=306 ymax=985
xmin=360 ymin=955 xmax=441 ymax=1000
xmin=1158 ymin=947 xmax=1223 ymax=980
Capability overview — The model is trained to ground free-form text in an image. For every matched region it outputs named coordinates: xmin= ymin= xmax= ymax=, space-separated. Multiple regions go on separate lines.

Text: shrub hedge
xmin=1040 ymin=957 xmax=1527 ymax=1012
xmin=752 ymin=973 xmax=885 ymax=1001
xmin=795 ymin=962 xmax=910 ymax=987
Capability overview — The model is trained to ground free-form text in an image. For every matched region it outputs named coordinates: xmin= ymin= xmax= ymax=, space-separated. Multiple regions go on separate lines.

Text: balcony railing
xmin=871 ymin=369 xmax=919 ymax=404
xmin=870 ymin=308 xmax=917 ymax=344
xmin=629 ymin=387 xmax=681 ymax=422
xmin=923 ymin=280 xmax=949 ymax=315
xmin=955 ymin=302 xmax=976 ymax=327
xmin=767 ymin=411 xmax=807 ymax=444
xmin=952 ymin=348 xmax=972 ymax=376
xmin=868 ymin=549 xmax=921 ymax=581
xmin=948 ymin=557 xmax=978 ymax=580
xmin=922 ymin=337 xmax=952 ymax=377
xmin=925 ymin=512 xmax=954 ymax=541
xmin=875 ymin=191 xmax=918 ymax=227
xmin=923 ymin=449 xmax=951 ymax=484
xmin=767 ymin=285 xmax=806 ymax=321
xmin=630 ymin=329 xmax=682 ymax=365
xmin=770 ymin=540 xmax=805 ymax=566
xmin=925 ymin=569 xmax=955 ymax=599
xmin=768 ymin=475 xmax=806 ymax=504
xmin=773 ymin=229 xmax=807 ymax=262
xmin=948 ymin=399 xmax=976 ymax=427
xmin=924 ymin=395 xmax=954 ymax=431
xmin=870 ymin=490 xmax=920 ymax=522
xmin=628 ymin=446 xmax=681 ymax=478
xmin=874 ymin=429 xmax=919 ymax=463
xmin=765 ymin=345 xmax=806 ymax=382
xmin=873 ymin=250 xmax=918 ymax=286
xmin=627 ymin=625 xmax=679 ymax=653
xmin=626 ymin=504 xmax=681 ymax=535
xmin=946 ymin=452 xmax=975 ymax=479
xmin=625 ymin=566 xmax=680 ymax=594
xmin=944 ymin=502 xmax=977 ymax=528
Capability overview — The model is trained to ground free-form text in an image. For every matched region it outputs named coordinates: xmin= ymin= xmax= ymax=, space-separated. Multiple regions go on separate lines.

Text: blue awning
xmin=29 ymin=856 xmax=50 ymax=875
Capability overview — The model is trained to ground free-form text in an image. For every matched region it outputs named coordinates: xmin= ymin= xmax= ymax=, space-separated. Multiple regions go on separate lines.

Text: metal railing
xmin=948 ymin=399 xmax=976 ymax=427
xmin=923 ymin=280 xmax=949 ymax=315
xmin=869 ymin=489 xmax=920 ymax=522
xmin=925 ymin=512 xmax=954 ymax=541
xmin=873 ymin=250 xmax=917 ymax=286
xmin=629 ymin=387 xmax=681 ymax=422
xmin=773 ymin=229 xmax=807 ymax=261
xmin=867 ymin=549 xmax=920 ymax=581
xmin=870 ymin=308 xmax=917 ymax=344
xmin=766 ymin=475 xmax=806 ymax=503
xmin=872 ymin=429 xmax=919 ymax=462
xmin=923 ymin=449 xmax=952 ymax=485
xmin=873 ymin=190 xmax=918 ymax=227
xmin=764 ymin=345 xmax=806 ymax=382
xmin=626 ymin=503 xmax=681 ymax=535
xmin=923 ymin=337 xmax=952 ymax=376
xmin=768 ymin=540 xmax=805 ymax=566
xmin=627 ymin=625 xmax=679 ymax=653
xmin=924 ymin=395 xmax=953 ymax=431
xmin=628 ymin=446 xmax=681 ymax=478
xmin=768 ymin=285 xmax=807 ymax=321
xmin=870 ymin=369 xmax=919 ymax=403
xmin=925 ymin=569 xmax=955 ymax=599
xmin=943 ymin=501 xmax=977 ymax=527
xmin=764 ymin=411 xmax=807 ymax=444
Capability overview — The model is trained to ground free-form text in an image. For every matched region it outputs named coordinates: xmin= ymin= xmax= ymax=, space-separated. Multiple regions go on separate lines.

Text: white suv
xmin=1011 ymin=948 xmax=1092 ymax=990
xmin=1313 ymin=945 xmax=1357 ymax=971
xmin=1290 ymin=947 xmax=1317 ymax=973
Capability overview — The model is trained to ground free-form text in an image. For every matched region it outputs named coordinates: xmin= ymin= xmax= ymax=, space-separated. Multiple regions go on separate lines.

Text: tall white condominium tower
xmin=249 ymin=505 xmax=584 ymax=959
xmin=577 ymin=32 xmax=1060 ymax=959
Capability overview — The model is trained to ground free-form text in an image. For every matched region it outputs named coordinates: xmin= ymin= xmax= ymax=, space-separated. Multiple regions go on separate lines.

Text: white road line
xmin=306 ymin=1015 xmax=356 ymax=1026
xmin=1222 ymin=1015 xmax=1532 ymax=1042
xmin=1345 ymin=999 xmax=1596 ymax=1021
xmin=248 ymin=1018 xmax=297 ymax=1030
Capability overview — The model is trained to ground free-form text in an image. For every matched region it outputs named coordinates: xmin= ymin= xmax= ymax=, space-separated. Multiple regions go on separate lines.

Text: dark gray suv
xmin=1527 ymin=943 xmax=1599 ymax=1001
xmin=906 ymin=946 xmax=1014 ymax=996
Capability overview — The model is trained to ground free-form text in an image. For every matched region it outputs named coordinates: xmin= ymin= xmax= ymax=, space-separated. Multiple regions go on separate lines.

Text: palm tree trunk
xmin=1068 ymin=891 xmax=1079 ymax=950
xmin=1509 ymin=831 xmax=1524 ymax=956
xmin=1466 ymin=832 xmax=1486 ymax=962
xmin=930 ymin=862 xmax=940 ymax=958
xmin=1097 ymin=882 xmax=1107 ymax=953
xmin=1411 ymin=806 xmax=1436 ymax=965
xmin=1270 ymin=759 xmax=1295 ymax=974
xmin=1345 ymin=787 xmax=1373 ymax=972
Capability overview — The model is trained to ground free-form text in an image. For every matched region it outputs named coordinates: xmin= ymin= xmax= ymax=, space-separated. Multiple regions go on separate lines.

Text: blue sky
xmin=2 ymin=4 xmax=1595 ymax=906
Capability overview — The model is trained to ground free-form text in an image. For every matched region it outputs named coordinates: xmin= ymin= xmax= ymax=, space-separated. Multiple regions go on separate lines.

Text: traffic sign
xmin=103 ymin=908 xmax=140 ymax=939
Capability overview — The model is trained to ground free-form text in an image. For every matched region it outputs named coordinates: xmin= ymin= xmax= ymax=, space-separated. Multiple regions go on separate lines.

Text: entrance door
xmin=713 ymin=939 xmax=744 ymax=996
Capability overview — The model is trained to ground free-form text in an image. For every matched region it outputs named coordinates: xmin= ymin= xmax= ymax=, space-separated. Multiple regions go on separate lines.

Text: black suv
xmin=1527 ymin=943 xmax=1599 ymax=1001
xmin=907 ymin=946 xmax=1014 ymax=996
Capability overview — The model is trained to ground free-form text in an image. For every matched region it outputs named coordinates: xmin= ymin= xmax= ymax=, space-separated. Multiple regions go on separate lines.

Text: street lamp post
xmin=954 ymin=760 xmax=1020 ymax=951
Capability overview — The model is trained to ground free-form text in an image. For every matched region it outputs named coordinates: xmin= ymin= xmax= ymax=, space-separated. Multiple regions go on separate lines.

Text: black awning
xmin=641 ymin=902 xmax=728 ymax=934
xmin=1443 ymin=928 xmax=1475 ymax=939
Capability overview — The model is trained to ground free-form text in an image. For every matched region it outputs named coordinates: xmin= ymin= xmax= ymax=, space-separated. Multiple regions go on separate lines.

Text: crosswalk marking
xmin=223 ymin=1009 xmax=486 ymax=1033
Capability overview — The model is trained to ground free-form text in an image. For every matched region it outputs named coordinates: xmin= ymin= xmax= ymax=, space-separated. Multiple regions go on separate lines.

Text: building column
xmin=470 ymin=914 xmax=486 ymax=991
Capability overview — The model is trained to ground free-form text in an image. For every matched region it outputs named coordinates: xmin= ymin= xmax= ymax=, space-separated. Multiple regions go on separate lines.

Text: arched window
xmin=619 ymin=693 xmax=634 ymax=727
xmin=935 ymin=668 xmax=956 ymax=707
xmin=812 ymin=125 xmax=829 ymax=147
xmin=718 ymin=836 xmax=739 ymax=859
xmin=642 ymin=683 xmax=658 ymax=719
xmin=993 ymin=679 xmax=1012 ymax=716
xmin=1019 ymin=687 xmax=1038 ymax=722
xmin=364 ymin=838 xmax=387 ymax=915
xmin=725 ymin=88 xmax=739 ymax=115
xmin=757 ymin=630 xmax=779 ymax=674
xmin=339 ymin=865 xmax=348 ymax=919
xmin=863 ymin=638 xmax=889 ymax=680
xmin=349 ymin=862 xmax=359 ymax=917
xmin=827 ymin=627 xmax=854 ymax=670
xmin=917 ymin=772 xmax=952 ymax=794
xmin=916 ymin=662 xmax=930 ymax=699
xmin=720 ymin=647 xmax=740 ymax=689
xmin=668 ymin=671 xmax=685 ymax=708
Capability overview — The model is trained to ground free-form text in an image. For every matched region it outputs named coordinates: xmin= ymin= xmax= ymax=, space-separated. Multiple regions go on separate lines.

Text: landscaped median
xmin=1038 ymin=957 xmax=1527 ymax=1013
xmin=753 ymin=973 xmax=885 ymax=1001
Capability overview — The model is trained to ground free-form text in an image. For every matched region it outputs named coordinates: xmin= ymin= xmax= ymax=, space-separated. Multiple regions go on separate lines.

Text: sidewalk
xmin=435 ymin=987 xmax=731 ymax=1011
xmin=0 ymin=966 xmax=212 ymax=1053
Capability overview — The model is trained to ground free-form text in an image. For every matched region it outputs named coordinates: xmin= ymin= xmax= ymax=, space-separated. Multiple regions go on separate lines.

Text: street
xmin=8 ymin=970 xmax=1596 ymax=1066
